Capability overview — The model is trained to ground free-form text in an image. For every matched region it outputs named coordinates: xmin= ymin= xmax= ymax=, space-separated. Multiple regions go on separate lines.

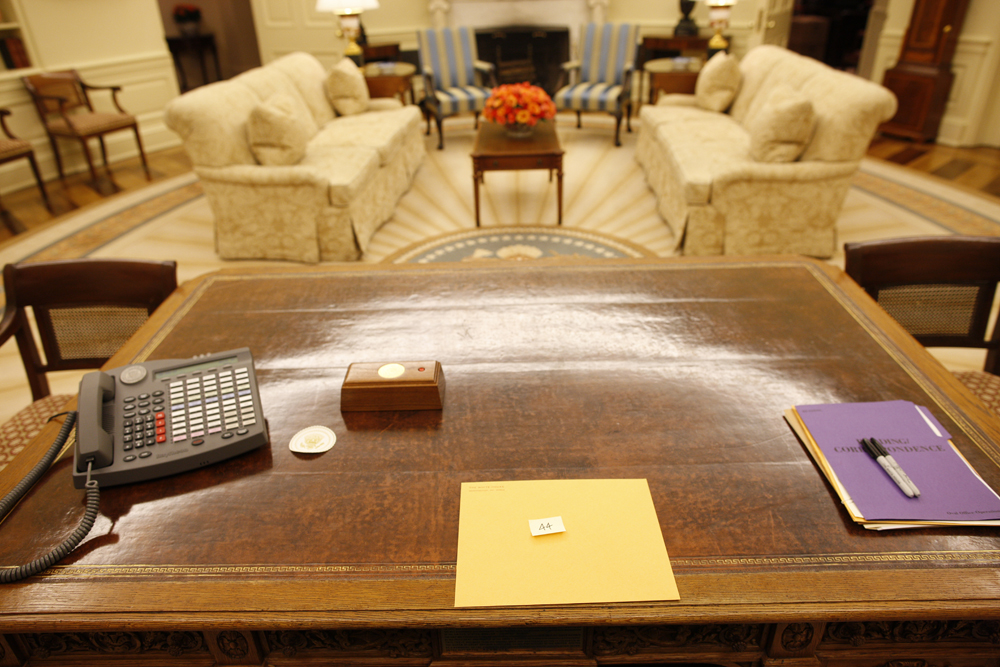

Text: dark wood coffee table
xmin=470 ymin=119 xmax=564 ymax=227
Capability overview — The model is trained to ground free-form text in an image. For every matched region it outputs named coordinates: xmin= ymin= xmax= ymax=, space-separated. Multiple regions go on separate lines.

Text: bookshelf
xmin=0 ymin=0 xmax=34 ymax=75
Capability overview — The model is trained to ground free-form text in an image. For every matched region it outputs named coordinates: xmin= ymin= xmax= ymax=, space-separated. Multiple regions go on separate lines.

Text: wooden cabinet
xmin=880 ymin=0 xmax=970 ymax=142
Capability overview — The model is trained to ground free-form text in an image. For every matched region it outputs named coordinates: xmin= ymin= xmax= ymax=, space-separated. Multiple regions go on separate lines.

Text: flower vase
xmin=505 ymin=123 xmax=534 ymax=139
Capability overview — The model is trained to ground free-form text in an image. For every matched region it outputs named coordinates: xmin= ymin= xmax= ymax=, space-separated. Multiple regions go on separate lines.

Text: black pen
xmin=870 ymin=437 xmax=920 ymax=497
xmin=860 ymin=438 xmax=915 ymax=498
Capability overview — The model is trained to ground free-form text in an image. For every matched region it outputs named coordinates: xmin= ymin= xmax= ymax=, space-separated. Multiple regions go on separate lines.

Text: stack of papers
xmin=786 ymin=400 xmax=1000 ymax=530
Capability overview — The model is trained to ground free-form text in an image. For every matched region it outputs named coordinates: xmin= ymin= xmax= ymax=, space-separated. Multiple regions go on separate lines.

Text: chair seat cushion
xmin=953 ymin=370 xmax=1000 ymax=416
xmin=555 ymin=82 xmax=624 ymax=113
xmin=434 ymin=86 xmax=491 ymax=116
xmin=0 ymin=394 xmax=73 ymax=472
xmin=0 ymin=137 xmax=33 ymax=160
xmin=48 ymin=112 xmax=136 ymax=136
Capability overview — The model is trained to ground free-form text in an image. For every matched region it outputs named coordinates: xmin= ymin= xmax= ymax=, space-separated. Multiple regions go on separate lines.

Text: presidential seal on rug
xmin=384 ymin=226 xmax=655 ymax=264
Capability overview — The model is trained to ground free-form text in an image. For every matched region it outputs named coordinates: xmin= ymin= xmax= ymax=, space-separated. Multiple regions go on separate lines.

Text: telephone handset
xmin=2 ymin=348 xmax=270 ymax=583
xmin=74 ymin=347 xmax=270 ymax=488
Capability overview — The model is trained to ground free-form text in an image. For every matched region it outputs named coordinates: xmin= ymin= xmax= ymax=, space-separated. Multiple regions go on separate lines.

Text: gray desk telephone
xmin=74 ymin=347 xmax=270 ymax=488
xmin=2 ymin=348 xmax=269 ymax=583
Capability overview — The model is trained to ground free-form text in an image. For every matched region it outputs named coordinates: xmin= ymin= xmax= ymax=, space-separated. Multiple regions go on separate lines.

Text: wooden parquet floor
xmin=0 ymin=146 xmax=193 ymax=245
xmin=1 ymin=137 xmax=999 ymax=247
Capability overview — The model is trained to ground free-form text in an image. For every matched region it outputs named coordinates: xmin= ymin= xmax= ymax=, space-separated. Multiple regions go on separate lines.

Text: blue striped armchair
xmin=554 ymin=23 xmax=640 ymax=146
xmin=417 ymin=27 xmax=497 ymax=149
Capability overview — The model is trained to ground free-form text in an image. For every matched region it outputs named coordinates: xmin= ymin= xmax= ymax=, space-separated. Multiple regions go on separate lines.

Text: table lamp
xmin=315 ymin=0 xmax=379 ymax=58
xmin=706 ymin=0 xmax=736 ymax=52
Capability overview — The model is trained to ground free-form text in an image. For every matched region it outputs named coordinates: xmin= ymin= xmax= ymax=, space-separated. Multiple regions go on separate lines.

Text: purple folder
xmin=795 ymin=400 xmax=1000 ymax=522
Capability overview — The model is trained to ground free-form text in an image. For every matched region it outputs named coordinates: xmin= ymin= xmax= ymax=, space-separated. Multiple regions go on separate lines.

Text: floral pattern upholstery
xmin=636 ymin=45 xmax=897 ymax=257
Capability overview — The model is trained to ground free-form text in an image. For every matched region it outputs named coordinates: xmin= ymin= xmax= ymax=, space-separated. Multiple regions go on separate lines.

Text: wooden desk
xmin=471 ymin=120 xmax=564 ymax=227
xmin=3 ymin=258 xmax=1000 ymax=667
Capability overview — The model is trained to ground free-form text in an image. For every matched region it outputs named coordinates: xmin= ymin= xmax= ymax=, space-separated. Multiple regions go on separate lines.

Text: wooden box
xmin=340 ymin=361 xmax=445 ymax=411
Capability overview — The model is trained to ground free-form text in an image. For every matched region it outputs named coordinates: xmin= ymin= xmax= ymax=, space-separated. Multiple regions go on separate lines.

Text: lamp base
xmin=708 ymin=28 xmax=729 ymax=52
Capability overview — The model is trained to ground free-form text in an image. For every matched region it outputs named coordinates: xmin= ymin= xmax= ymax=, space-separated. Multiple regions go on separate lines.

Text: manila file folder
xmin=455 ymin=479 xmax=679 ymax=607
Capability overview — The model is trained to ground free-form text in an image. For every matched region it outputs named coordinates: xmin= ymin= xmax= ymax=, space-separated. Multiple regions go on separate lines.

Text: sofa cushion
xmin=695 ymin=51 xmax=741 ymax=112
xmin=325 ymin=58 xmax=370 ymax=116
xmin=731 ymin=45 xmax=897 ymax=162
xmin=653 ymin=115 xmax=752 ymax=205
xmin=747 ymin=84 xmax=815 ymax=162
xmin=313 ymin=106 xmax=421 ymax=167
xmin=300 ymin=145 xmax=380 ymax=208
xmin=269 ymin=51 xmax=337 ymax=126
xmin=247 ymin=92 xmax=319 ymax=165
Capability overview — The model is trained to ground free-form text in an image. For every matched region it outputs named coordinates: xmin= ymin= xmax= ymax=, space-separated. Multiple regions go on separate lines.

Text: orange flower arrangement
xmin=483 ymin=83 xmax=556 ymax=128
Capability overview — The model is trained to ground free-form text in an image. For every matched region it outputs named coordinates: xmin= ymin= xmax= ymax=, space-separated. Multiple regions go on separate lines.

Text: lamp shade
xmin=315 ymin=0 xmax=379 ymax=13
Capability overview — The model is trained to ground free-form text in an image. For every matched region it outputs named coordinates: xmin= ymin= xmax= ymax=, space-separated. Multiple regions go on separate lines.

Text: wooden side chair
xmin=554 ymin=23 xmax=641 ymax=146
xmin=22 ymin=70 xmax=151 ymax=185
xmin=0 ymin=259 xmax=177 ymax=470
xmin=0 ymin=108 xmax=52 ymax=234
xmin=844 ymin=236 xmax=1000 ymax=416
xmin=417 ymin=27 xmax=497 ymax=150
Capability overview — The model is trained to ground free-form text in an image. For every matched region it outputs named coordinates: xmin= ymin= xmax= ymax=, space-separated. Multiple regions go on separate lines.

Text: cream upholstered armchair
xmin=554 ymin=23 xmax=641 ymax=146
xmin=636 ymin=46 xmax=898 ymax=257
xmin=417 ymin=27 xmax=497 ymax=150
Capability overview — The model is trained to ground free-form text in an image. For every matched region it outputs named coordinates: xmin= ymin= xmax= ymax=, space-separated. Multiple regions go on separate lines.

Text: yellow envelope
xmin=455 ymin=479 xmax=679 ymax=607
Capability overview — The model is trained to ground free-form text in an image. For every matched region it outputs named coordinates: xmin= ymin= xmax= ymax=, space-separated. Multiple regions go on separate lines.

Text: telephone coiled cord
xmin=0 ymin=412 xmax=101 ymax=584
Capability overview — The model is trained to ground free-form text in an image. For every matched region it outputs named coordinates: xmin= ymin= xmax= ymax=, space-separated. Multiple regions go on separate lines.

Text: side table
xmin=643 ymin=57 xmax=702 ymax=105
xmin=470 ymin=120 xmax=564 ymax=227
xmin=167 ymin=33 xmax=222 ymax=91
xmin=363 ymin=62 xmax=416 ymax=105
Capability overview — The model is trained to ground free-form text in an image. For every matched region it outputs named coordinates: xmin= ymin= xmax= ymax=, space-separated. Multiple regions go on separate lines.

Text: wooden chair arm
xmin=556 ymin=60 xmax=581 ymax=90
xmin=81 ymin=81 xmax=128 ymax=114
xmin=0 ymin=109 xmax=17 ymax=140
xmin=473 ymin=60 xmax=497 ymax=88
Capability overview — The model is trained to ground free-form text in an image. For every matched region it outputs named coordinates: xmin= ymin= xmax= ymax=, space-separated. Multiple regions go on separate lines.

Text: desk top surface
xmin=3 ymin=257 xmax=1000 ymax=630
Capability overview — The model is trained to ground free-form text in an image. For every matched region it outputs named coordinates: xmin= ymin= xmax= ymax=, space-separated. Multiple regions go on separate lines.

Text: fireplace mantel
xmin=429 ymin=0 xmax=608 ymax=38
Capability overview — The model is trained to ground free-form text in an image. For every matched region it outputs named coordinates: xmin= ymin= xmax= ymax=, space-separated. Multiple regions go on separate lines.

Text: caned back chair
xmin=0 ymin=108 xmax=51 ymax=234
xmin=554 ymin=23 xmax=641 ymax=146
xmin=22 ymin=70 xmax=151 ymax=185
xmin=417 ymin=27 xmax=497 ymax=149
xmin=0 ymin=259 xmax=177 ymax=469
xmin=844 ymin=236 xmax=1000 ymax=415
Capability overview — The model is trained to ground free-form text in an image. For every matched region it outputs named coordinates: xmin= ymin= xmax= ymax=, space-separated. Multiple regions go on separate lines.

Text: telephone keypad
xmin=117 ymin=365 xmax=260 ymax=465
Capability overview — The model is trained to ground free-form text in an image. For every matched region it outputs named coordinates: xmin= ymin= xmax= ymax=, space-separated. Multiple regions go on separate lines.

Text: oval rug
xmin=385 ymin=226 xmax=655 ymax=264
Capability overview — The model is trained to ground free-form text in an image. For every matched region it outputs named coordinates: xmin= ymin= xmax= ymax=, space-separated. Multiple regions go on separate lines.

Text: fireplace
xmin=429 ymin=0 xmax=607 ymax=47
xmin=475 ymin=26 xmax=570 ymax=95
